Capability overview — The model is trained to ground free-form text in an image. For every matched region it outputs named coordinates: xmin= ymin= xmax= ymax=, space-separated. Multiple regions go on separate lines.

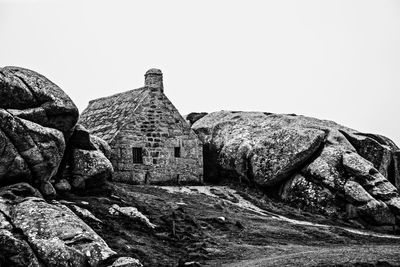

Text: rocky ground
xmin=59 ymin=182 xmax=400 ymax=267
xmin=2 ymin=67 xmax=400 ymax=266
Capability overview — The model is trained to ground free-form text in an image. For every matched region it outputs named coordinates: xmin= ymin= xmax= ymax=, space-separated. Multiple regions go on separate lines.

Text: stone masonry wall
xmin=109 ymin=88 xmax=203 ymax=184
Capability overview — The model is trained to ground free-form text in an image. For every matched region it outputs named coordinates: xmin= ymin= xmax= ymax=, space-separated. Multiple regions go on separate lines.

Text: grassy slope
xmin=61 ymin=183 xmax=400 ymax=267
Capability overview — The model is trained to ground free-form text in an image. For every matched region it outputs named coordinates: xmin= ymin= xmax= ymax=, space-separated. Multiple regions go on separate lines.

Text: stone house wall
xmin=110 ymin=87 xmax=203 ymax=184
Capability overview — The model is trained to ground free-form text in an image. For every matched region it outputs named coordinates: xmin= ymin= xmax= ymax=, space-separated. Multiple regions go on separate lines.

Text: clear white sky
xmin=1 ymin=0 xmax=400 ymax=144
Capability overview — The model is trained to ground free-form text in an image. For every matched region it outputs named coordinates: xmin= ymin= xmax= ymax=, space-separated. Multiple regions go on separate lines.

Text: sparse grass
xmin=61 ymin=182 xmax=400 ymax=266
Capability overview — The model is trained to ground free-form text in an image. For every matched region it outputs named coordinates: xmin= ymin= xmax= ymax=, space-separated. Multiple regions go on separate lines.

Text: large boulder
xmin=0 ymin=66 xmax=79 ymax=195
xmin=0 ymin=66 xmax=113 ymax=195
xmin=0 ymin=66 xmax=79 ymax=136
xmin=0 ymin=183 xmax=116 ymax=266
xmin=69 ymin=148 xmax=113 ymax=190
xmin=59 ymin=124 xmax=113 ymax=191
xmin=192 ymin=111 xmax=400 ymax=228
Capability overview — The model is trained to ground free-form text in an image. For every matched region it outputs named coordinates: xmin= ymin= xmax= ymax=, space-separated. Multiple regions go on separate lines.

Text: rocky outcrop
xmin=109 ymin=204 xmax=156 ymax=229
xmin=0 ymin=66 xmax=79 ymax=135
xmin=0 ymin=66 xmax=79 ymax=195
xmin=192 ymin=111 xmax=400 ymax=228
xmin=0 ymin=66 xmax=113 ymax=195
xmin=0 ymin=67 xmax=137 ymax=266
xmin=60 ymin=124 xmax=113 ymax=191
xmin=0 ymin=183 xmax=116 ymax=266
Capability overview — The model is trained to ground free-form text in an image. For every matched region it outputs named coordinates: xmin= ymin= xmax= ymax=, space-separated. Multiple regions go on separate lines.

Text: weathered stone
xmin=54 ymin=178 xmax=72 ymax=192
xmin=192 ymin=111 xmax=400 ymax=228
xmin=193 ymin=111 xmax=328 ymax=186
xmin=301 ymin=143 xmax=353 ymax=192
xmin=11 ymin=197 xmax=116 ymax=266
xmin=0 ymin=183 xmax=115 ymax=266
xmin=0 ymin=66 xmax=79 ymax=192
xmin=0 ymin=66 xmax=79 ymax=135
xmin=356 ymin=200 xmax=395 ymax=226
xmin=250 ymin=128 xmax=326 ymax=186
xmin=109 ymin=257 xmax=143 ymax=267
xmin=392 ymin=151 xmax=400 ymax=189
xmin=70 ymin=204 xmax=102 ymax=223
xmin=341 ymin=131 xmax=393 ymax=179
xmin=90 ymin=135 xmax=112 ymax=160
xmin=109 ymin=204 xmax=156 ymax=229
xmin=0 ymin=111 xmax=65 ymax=188
xmin=344 ymin=180 xmax=374 ymax=204
xmin=280 ymin=174 xmax=338 ymax=216
xmin=68 ymin=124 xmax=96 ymax=150
xmin=0 ymin=183 xmax=43 ymax=201
xmin=70 ymin=149 xmax=113 ymax=190
xmin=39 ymin=181 xmax=56 ymax=198
xmin=0 ymin=229 xmax=41 ymax=267
xmin=343 ymin=152 xmax=398 ymax=201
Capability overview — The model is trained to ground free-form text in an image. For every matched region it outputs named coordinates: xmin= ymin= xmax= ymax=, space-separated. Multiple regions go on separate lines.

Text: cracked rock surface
xmin=193 ymin=111 xmax=400 ymax=228
xmin=0 ymin=183 xmax=116 ymax=266
xmin=0 ymin=66 xmax=79 ymax=192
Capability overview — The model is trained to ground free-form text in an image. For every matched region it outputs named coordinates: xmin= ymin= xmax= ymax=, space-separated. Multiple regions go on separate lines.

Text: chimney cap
xmin=145 ymin=68 xmax=162 ymax=76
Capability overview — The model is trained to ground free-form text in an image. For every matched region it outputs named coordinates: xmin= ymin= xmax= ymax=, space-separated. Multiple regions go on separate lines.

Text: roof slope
xmin=79 ymin=87 xmax=149 ymax=142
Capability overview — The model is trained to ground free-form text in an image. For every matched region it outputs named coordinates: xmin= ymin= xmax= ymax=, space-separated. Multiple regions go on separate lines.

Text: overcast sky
xmin=1 ymin=0 xmax=400 ymax=144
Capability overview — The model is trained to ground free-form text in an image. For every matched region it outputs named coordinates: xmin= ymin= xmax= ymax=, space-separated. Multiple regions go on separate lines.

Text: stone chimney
xmin=145 ymin=68 xmax=163 ymax=91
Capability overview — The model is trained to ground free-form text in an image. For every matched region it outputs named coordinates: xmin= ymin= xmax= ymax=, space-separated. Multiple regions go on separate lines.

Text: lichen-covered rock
xmin=193 ymin=111 xmax=400 ymax=228
xmin=193 ymin=111 xmax=327 ymax=185
xmin=70 ymin=204 xmax=103 ymax=223
xmin=0 ymin=111 xmax=65 ymax=191
xmin=280 ymin=174 xmax=339 ymax=216
xmin=0 ymin=66 xmax=79 ymax=195
xmin=341 ymin=131 xmax=395 ymax=180
xmin=0 ymin=66 xmax=79 ymax=135
xmin=16 ymin=198 xmax=116 ymax=266
xmin=342 ymin=152 xmax=399 ymax=203
xmin=0 ymin=228 xmax=41 ymax=267
xmin=0 ymin=183 xmax=116 ymax=266
xmin=70 ymin=149 xmax=113 ymax=190
xmin=250 ymin=128 xmax=325 ymax=186
xmin=90 ymin=135 xmax=112 ymax=160
xmin=54 ymin=178 xmax=72 ymax=192
xmin=343 ymin=180 xmax=374 ymax=204
xmin=59 ymin=125 xmax=113 ymax=191
xmin=109 ymin=257 xmax=143 ymax=267
xmin=109 ymin=204 xmax=156 ymax=229
xmin=2 ymin=183 xmax=134 ymax=266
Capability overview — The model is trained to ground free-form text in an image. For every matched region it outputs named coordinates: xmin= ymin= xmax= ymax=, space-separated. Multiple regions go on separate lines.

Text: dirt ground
xmin=61 ymin=182 xmax=400 ymax=267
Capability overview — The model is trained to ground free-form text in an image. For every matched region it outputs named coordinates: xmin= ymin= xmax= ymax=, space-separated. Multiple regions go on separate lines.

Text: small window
xmin=174 ymin=147 xmax=181 ymax=158
xmin=132 ymin=147 xmax=143 ymax=164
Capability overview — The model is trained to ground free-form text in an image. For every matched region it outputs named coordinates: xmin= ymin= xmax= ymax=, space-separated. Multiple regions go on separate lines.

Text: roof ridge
xmin=107 ymin=88 xmax=150 ymax=143
xmin=89 ymin=86 xmax=148 ymax=104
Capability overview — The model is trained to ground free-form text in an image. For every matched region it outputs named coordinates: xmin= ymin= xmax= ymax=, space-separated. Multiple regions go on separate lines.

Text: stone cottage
xmin=79 ymin=69 xmax=203 ymax=184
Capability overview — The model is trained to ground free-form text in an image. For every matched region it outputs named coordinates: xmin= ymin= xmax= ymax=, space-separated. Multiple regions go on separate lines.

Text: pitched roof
xmin=79 ymin=87 xmax=150 ymax=142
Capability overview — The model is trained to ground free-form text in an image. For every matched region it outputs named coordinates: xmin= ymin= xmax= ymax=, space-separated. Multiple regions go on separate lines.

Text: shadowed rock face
xmin=192 ymin=111 xmax=400 ymax=227
xmin=60 ymin=124 xmax=113 ymax=191
xmin=0 ymin=67 xmax=138 ymax=266
xmin=0 ymin=67 xmax=79 ymax=135
xmin=0 ymin=66 xmax=78 ymax=190
xmin=0 ymin=67 xmax=113 ymax=195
